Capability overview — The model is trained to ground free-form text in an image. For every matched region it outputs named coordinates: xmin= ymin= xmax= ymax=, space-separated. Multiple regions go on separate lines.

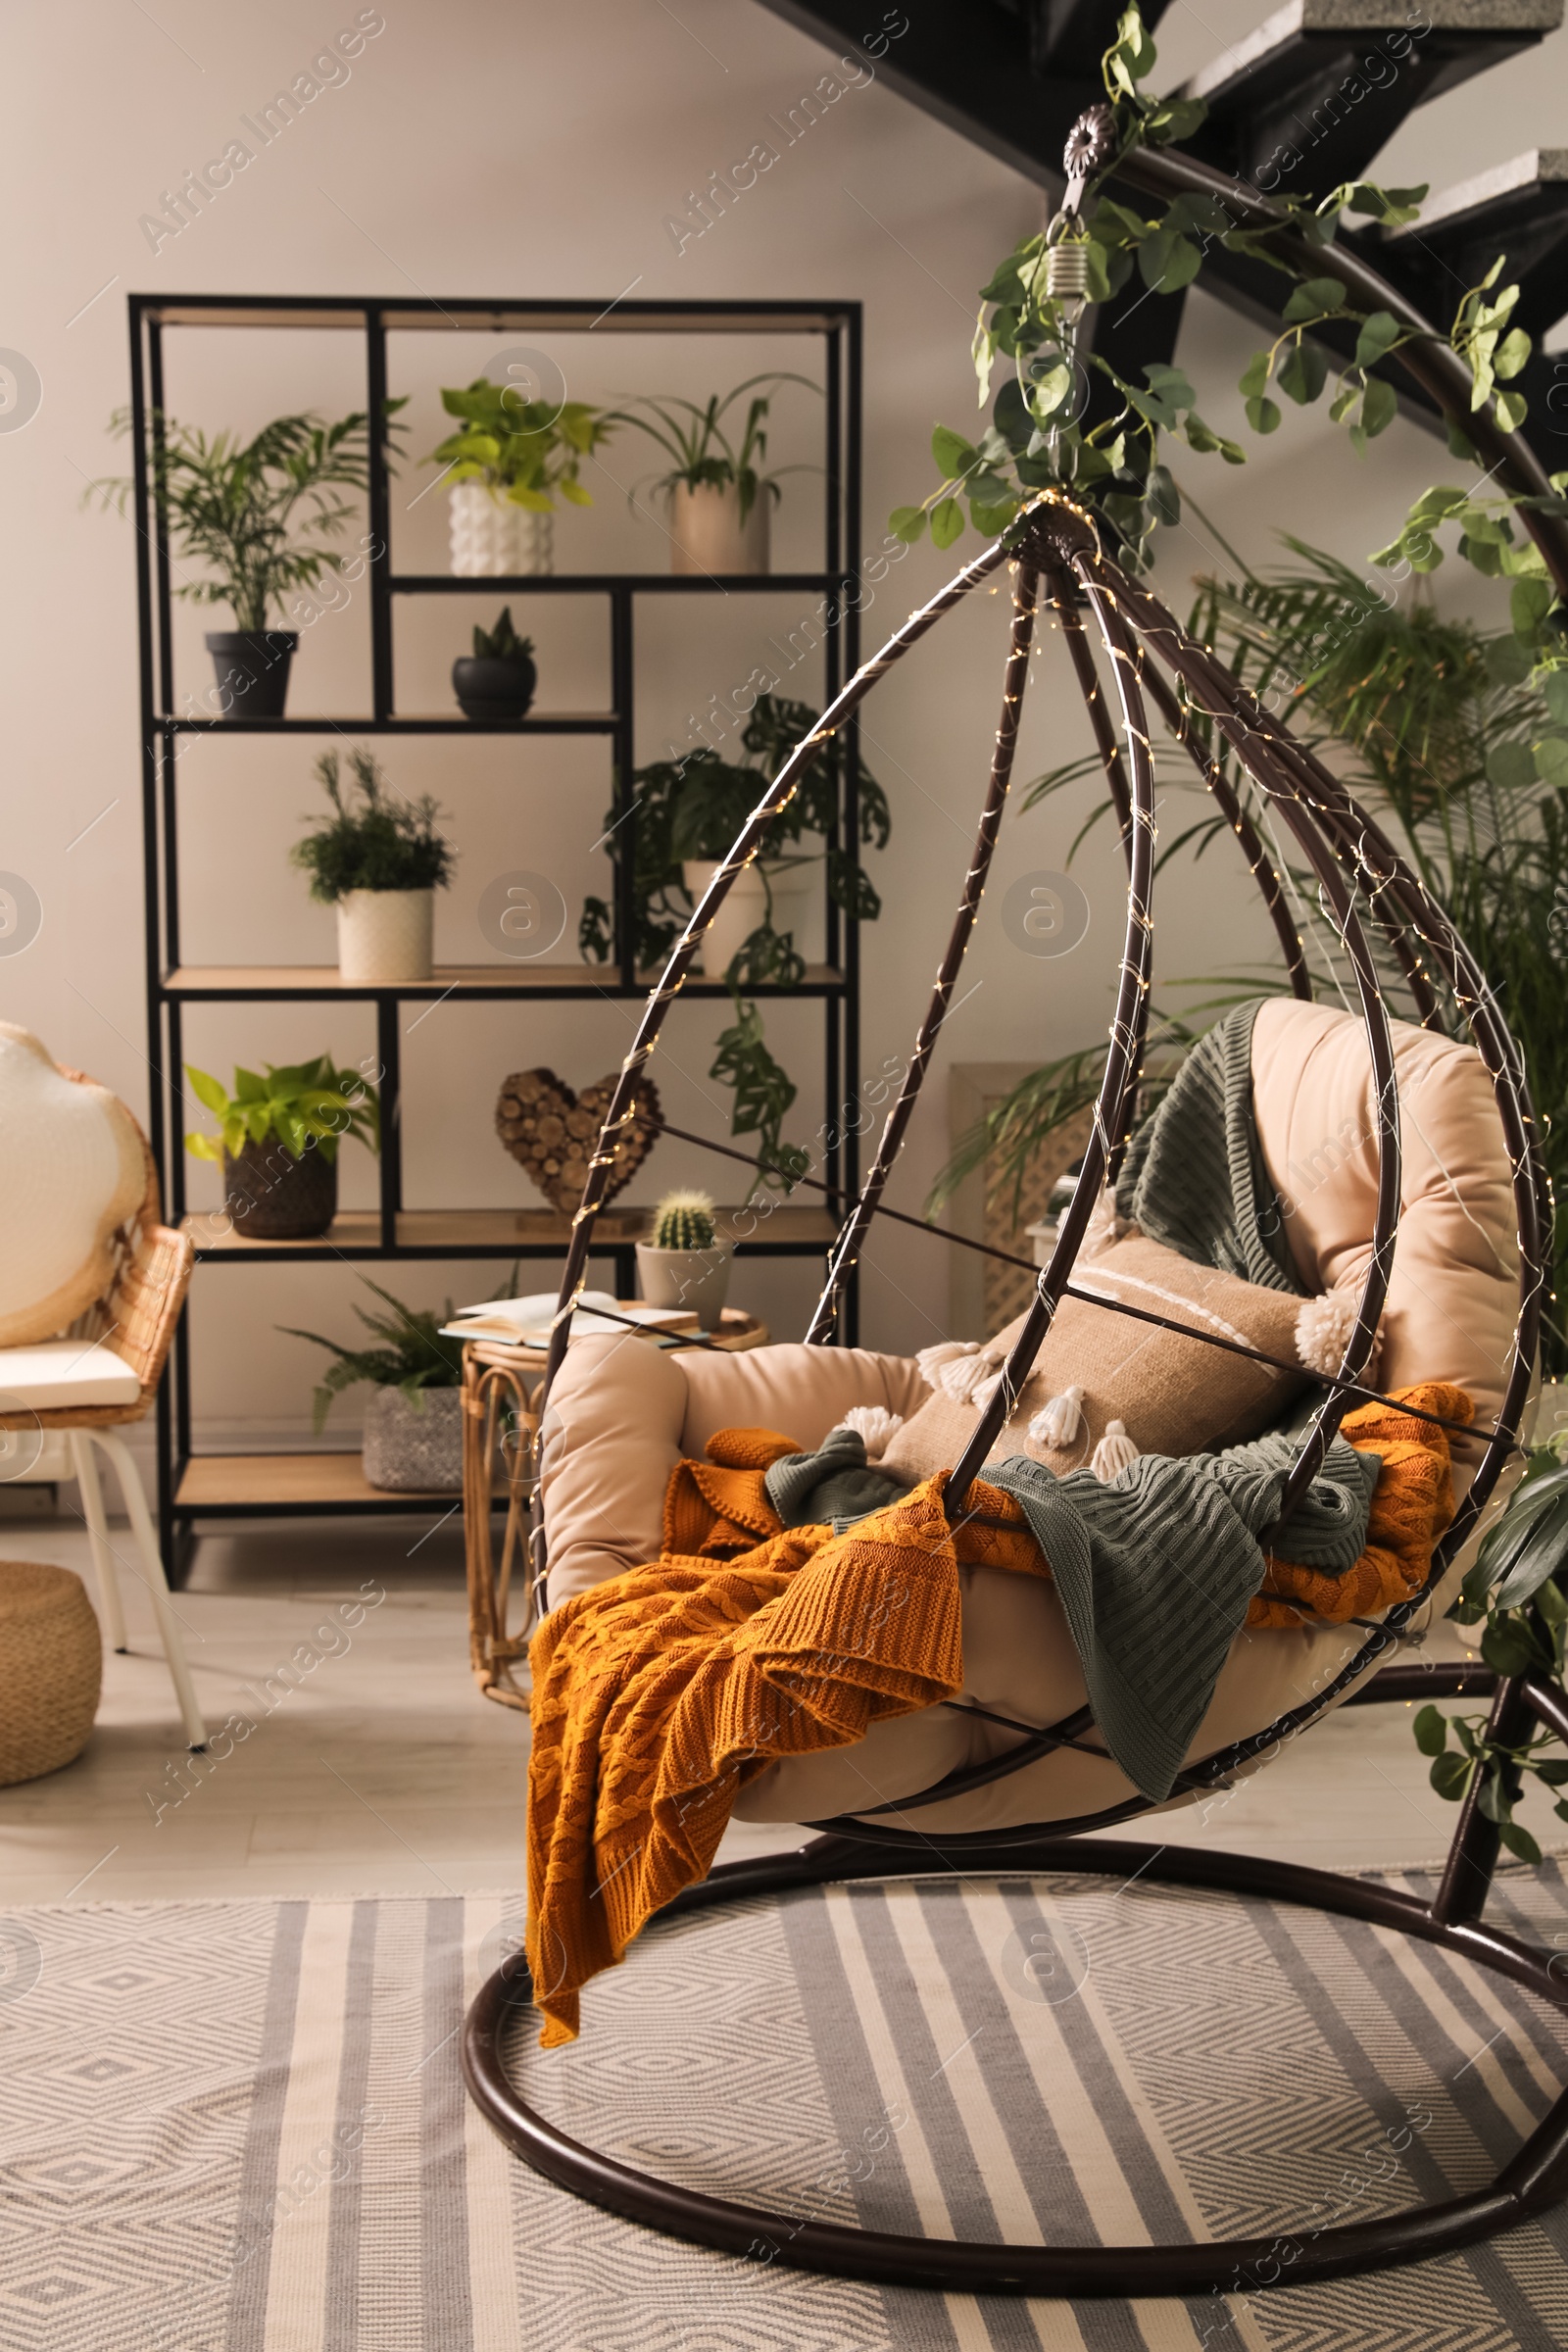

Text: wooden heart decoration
xmin=495 ymin=1066 xmax=662 ymax=1214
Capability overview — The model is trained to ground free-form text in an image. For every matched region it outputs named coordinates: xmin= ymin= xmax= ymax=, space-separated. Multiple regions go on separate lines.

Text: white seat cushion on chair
xmin=0 ymin=1026 xmax=146 ymax=1348
xmin=0 ymin=1340 xmax=142 ymax=1411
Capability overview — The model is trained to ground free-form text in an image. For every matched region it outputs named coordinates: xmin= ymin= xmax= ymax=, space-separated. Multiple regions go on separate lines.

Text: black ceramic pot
xmin=205 ymin=630 xmax=299 ymax=718
xmin=452 ymin=652 xmax=537 ymax=722
xmin=220 ymin=1137 xmax=337 ymax=1239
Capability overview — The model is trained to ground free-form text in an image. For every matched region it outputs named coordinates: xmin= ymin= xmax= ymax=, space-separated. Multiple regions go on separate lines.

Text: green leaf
xmin=971 ymin=497 xmax=1020 ymax=534
xmin=1412 ymin=1704 xmax=1449 ymax=1757
xmin=184 ymin=1132 xmax=221 ymax=1162
xmin=888 ymin=505 xmax=927 ymax=544
xmin=1482 ymin=1616 xmax=1541 ymax=1676
xmin=1029 ymin=363 xmax=1073 ymax=421
xmin=232 ymin=1066 xmax=267 ymax=1103
xmin=1278 ymin=341 xmax=1328 ymax=406
xmin=1536 ymin=733 xmax=1568 ymax=789
xmin=1486 ymin=633 xmax=1535 ymax=686
xmin=1544 ymin=670 xmax=1568 ymax=725
xmin=1145 ymin=95 xmax=1207 ymax=144
xmin=1476 ymin=1766 xmax=1510 ymax=1824
xmin=1513 ymin=577 xmax=1554 ymax=636
xmin=1431 ymin=1751 xmax=1475 ymax=1801
xmin=185 ymin=1063 xmax=230 ymax=1117
xmin=1495 ymin=387 xmax=1528 ymax=432
xmin=1354 ymin=311 xmax=1401 ymax=368
xmin=1246 ymin=395 xmax=1281 ymax=435
xmin=1494 ymin=326 xmax=1531 ymax=381
xmin=1238 ymin=352 xmax=1271 ymax=400
xmin=1329 ymin=385 xmax=1357 ymax=425
xmin=1446 ymin=419 xmax=1478 ymax=463
xmin=1361 ymin=376 xmax=1398 ymax=438
xmin=1147 ymin=465 xmax=1180 ymax=526
xmin=1499 ymin=1819 xmax=1544 ymax=1865
xmin=930 ymin=496 xmax=964 ymax=550
xmin=1282 ymin=277 xmax=1346 ymax=326
xmin=932 ymin=424 xmax=979 ymax=479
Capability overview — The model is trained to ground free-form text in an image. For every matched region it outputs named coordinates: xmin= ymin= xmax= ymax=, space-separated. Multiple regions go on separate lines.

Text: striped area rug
xmin=3 ymin=1864 xmax=1567 ymax=2350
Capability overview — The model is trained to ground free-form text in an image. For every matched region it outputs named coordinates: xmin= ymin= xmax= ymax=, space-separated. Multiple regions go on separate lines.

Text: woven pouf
xmin=0 ymin=1562 xmax=103 ymax=1785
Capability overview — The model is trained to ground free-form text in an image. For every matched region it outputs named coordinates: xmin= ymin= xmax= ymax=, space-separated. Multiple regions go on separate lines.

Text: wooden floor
xmin=0 ymin=1514 xmax=1560 ymax=1904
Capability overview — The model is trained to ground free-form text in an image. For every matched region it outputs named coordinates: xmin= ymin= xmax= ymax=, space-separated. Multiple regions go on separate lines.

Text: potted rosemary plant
xmin=292 ymin=749 xmax=455 ymax=984
xmin=184 ymin=1055 xmax=378 ymax=1239
xmin=88 ymin=403 xmax=403 ymax=716
xmin=427 ymin=380 xmax=612 ymax=578
xmin=281 ymin=1277 xmax=468 ymax=1491
xmin=608 ymin=374 xmax=817 ymax=575
xmin=635 ymin=1189 xmax=733 ymax=1330
xmin=452 ymin=606 xmax=537 ymax=722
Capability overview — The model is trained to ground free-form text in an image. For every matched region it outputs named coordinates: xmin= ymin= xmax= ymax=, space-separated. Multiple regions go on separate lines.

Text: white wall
xmin=2 ymin=0 xmax=1564 ymax=1444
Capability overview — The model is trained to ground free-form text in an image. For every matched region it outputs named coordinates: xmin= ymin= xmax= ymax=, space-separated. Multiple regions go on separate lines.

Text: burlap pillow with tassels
xmin=874 ymin=1227 xmax=1379 ymax=1485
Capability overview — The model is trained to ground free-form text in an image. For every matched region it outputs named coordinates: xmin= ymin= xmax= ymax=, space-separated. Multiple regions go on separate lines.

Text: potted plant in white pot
xmin=184 ymin=1054 xmax=378 ymax=1239
xmin=282 ymin=1278 xmax=467 ymax=1491
xmin=427 ymin=379 xmax=612 ymax=578
xmin=87 ymin=402 xmax=404 ymax=717
xmin=635 ymin=1189 xmax=733 ymax=1331
xmin=608 ymin=374 xmax=817 ymax=576
xmin=452 ymin=606 xmax=537 ymax=722
xmin=292 ymin=749 xmax=455 ymax=984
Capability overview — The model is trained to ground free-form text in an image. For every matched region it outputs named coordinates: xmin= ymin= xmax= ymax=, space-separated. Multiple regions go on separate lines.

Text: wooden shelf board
xmin=163 ymin=962 xmax=846 ymax=999
xmin=184 ymin=1205 xmax=838 ymax=1253
xmin=174 ymin=1454 xmax=461 ymax=1509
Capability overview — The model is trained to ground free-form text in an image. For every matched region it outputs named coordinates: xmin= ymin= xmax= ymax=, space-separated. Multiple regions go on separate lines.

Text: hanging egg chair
xmin=462 ymin=112 xmax=1568 ymax=2298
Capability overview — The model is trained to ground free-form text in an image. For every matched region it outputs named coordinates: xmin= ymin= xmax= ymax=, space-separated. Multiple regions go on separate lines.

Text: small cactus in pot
xmin=635 ymin=1187 xmax=734 ymax=1331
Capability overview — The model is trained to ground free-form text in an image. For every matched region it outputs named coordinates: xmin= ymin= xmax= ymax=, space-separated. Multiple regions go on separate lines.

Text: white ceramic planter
xmin=448 ymin=483 xmax=553 ymax=577
xmin=362 ymin=1385 xmax=464 ymax=1492
xmin=668 ymin=482 xmax=769 ymax=576
xmin=681 ymin=860 xmax=813 ymax=977
xmin=634 ymin=1239 xmax=734 ymax=1332
xmin=336 ymin=889 xmax=435 ymax=984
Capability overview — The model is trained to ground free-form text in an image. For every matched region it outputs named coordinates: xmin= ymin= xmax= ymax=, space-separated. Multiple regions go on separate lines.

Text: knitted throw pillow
xmin=0 ymin=1026 xmax=146 ymax=1348
xmin=879 ymin=1233 xmax=1314 ymax=1484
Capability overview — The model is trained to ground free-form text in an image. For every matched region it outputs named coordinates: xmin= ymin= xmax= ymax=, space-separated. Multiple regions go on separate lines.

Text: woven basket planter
xmin=0 ymin=1562 xmax=102 ymax=1786
xmin=362 ymin=1385 xmax=464 ymax=1492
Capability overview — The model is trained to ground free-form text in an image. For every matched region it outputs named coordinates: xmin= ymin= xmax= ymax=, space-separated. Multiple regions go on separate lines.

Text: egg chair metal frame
xmin=464 ymin=129 xmax=1568 ymax=2292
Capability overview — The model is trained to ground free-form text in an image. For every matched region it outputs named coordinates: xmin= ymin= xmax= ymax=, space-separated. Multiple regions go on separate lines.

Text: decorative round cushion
xmin=0 ymin=1026 xmax=145 ymax=1347
xmin=0 ymin=1561 xmax=103 ymax=1785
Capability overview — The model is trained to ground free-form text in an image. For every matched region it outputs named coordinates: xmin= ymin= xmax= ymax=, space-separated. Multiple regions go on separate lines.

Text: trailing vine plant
xmin=581 ymin=693 xmax=889 ymax=1192
xmin=891 ymin=6 xmax=1567 ymax=710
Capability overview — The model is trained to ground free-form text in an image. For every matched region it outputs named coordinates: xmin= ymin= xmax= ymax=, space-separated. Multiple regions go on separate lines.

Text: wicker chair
xmin=0 ymin=1067 xmax=204 ymax=1749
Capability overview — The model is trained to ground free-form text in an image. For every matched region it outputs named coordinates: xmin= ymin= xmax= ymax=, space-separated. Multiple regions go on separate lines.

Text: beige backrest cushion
xmin=880 ymin=1233 xmax=1307 ymax=1481
xmin=0 ymin=1026 xmax=146 ymax=1348
xmin=541 ymin=1333 xmax=927 ymax=1605
xmin=1251 ymin=998 xmax=1524 ymax=1479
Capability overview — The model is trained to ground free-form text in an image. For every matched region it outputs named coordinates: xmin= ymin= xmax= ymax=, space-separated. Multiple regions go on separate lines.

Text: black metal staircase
xmin=757 ymin=0 xmax=1568 ymax=466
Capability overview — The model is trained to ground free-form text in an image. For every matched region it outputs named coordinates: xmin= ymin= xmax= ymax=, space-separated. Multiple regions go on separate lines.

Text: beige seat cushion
xmin=541 ymin=1333 xmax=926 ymax=1606
xmin=880 ymin=1234 xmax=1308 ymax=1482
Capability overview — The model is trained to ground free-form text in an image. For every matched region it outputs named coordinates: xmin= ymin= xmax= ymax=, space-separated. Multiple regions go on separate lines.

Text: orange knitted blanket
xmin=526 ymin=1385 xmax=1462 ymax=2043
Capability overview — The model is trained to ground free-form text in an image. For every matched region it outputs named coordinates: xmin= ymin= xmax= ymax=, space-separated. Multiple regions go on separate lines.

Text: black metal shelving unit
xmin=128 ymin=293 xmax=863 ymax=1574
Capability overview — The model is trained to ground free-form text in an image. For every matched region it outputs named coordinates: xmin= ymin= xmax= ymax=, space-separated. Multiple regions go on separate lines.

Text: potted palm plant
xmin=452 ymin=606 xmax=537 ymax=721
xmin=281 ymin=1278 xmax=469 ymax=1491
xmin=88 ymin=403 xmax=403 ymax=716
xmin=608 ymin=374 xmax=818 ymax=575
xmin=292 ymin=749 xmax=455 ymax=984
xmin=635 ymin=1190 xmax=733 ymax=1330
xmin=427 ymin=380 xmax=612 ymax=578
xmin=184 ymin=1055 xmax=379 ymax=1239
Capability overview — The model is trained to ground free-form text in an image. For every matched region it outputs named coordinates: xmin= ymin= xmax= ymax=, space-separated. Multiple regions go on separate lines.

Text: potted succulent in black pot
xmin=185 ymin=1054 xmax=379 ymax=1240
xmin=452 ymin=607 xmax=537 ymax=722
xmin=89 ymin=401 xmax=404 ymax=717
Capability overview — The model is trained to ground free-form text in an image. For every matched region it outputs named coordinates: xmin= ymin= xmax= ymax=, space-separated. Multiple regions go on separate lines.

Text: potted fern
xmin=281 ymin=1277 xmax=468 ymax=1491
xmin=88 ymin=402 xmax=403 ymax=716
xmin=292 ymin=749 xmax=455 ymax=984
xmin=427 ymin=380 xmax=612 ymax=578
xmin=635 ymin=1189 xmax=733 ymax=1330
xmin=452 ymin=606 xmax=537 ymax=722
xmin=185 ymin=1055 xmax=378 ymax=1239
